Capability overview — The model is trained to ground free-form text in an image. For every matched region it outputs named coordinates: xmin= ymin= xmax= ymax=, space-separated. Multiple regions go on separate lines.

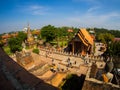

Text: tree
xmin=97 ymin=33 xmax=114 ymax=44
xmin=8 ymin=37 xmax=22 ymax=53
xmin=110 ymin=41 xmax=120 ymax=56
xmin=0 ymin=34 xmax=2 ymax=40
xmin=93 ymin=28 xmax=120 ymax=38
xmin=103 ymin=41 xmax=120 ymax=61
xmin=40 ymin=25 xmax=57 ymax=42
xmin=17 ymin=31 xmax=27 ymax=42
xmin=0 ymin=41 xmax=3 ymax=47
xmin=0 ymin=35 xmax=3 ymax=47
xmin=56 ymin=27 xmax=79 ymax=41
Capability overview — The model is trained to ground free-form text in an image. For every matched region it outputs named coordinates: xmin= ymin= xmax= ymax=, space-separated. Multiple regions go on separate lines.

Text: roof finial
xmin=28 ymin=22 xmax=30 ymax=28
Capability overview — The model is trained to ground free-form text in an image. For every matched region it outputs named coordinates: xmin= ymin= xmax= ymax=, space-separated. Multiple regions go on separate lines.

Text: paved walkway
xmin=38 ymin=49 xmax=88 ymax=75
xmin=26 ymin=50 xmax=88 ymax=87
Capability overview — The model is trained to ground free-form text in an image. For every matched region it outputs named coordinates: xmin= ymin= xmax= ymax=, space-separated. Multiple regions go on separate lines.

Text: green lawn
xmin=50 ymin=41 xmax=67 ymax=47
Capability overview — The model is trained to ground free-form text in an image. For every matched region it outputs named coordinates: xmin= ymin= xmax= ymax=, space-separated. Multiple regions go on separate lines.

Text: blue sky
xmin=0 ymin=0 xmax=120 ymax=34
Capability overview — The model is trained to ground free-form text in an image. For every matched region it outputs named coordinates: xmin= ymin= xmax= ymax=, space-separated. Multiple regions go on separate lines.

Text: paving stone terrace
xmin=11 ymin=45 xmax=107 ymax=87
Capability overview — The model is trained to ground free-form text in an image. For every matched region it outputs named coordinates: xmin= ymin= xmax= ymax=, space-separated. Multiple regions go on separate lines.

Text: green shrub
xmin=32 ymin=48 xmax=39 ymax=54
xmin=3 ymin=46 xmax=13 ymax=55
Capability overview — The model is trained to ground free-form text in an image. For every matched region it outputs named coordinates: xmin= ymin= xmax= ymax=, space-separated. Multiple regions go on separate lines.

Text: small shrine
xmin=25 ymin=24 xmax=36 ymax=48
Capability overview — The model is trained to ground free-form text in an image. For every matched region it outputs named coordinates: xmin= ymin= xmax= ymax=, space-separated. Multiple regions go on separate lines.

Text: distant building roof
xmin=32 ymin=30 xmax=40 ymax=35
xmin=67 ymin=29 xmax=73 ymax=32
xmin=1 ymin=34 xmax=11 ymax=39
xmin=89 ymin=30 xmax=95 ymax=34
xmin=1 ymin=33 xmax=18 ymax=40
xmin=114 ymin=38 xmax=120 ymax=42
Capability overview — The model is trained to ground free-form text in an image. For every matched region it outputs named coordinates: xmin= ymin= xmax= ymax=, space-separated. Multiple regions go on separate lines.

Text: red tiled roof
xmin=68 ymin=29 xmax=73 ymax=32
xmin=2 ymin=34 xmax=11 ymax=39
xmin=114 ymin=38 xmax=120 ymax=41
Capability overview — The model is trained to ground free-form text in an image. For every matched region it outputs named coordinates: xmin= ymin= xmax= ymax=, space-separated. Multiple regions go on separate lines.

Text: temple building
xmin=89 ymin=28 xmax=96 ymax=41
xmin=69 ymin=28 xmax=94 ymax=56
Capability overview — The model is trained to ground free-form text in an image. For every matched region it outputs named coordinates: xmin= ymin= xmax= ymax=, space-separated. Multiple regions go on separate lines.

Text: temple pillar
xmin=72 ymin=41 xmax=74 ymax=54
xmin=81 ymin=44 xmax=84 ymax=55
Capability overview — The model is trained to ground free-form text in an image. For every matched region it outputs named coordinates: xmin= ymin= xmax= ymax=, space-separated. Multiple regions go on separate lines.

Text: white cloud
xmin=66 ymin=11 xmax=120 ymax=29
xmin=32 ymin=10 xmax=47 ymax=15
xmin=18 ymin=4 xmax=49 ymax=15
xmin=29 ymin=5 xmax=43 ymax=10
xmin=34 ymin=10 xmax=120 ymax=30
xmin=87 ymin=6 xmax=100 ymax=13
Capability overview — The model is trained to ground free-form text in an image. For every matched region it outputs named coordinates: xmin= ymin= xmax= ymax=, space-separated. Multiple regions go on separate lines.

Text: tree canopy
xmin=102 ymin=41 xmax=120 ymax=59
xmin=108 ymin=41 xmax=120 ymax=56
xmin=17 ymin=31 xmax=27 ymax=41
xmin=97 ymin=33 xmax=114 ymax=44
xmin=8 ymin=31 xmax=27 ymax=53
xmin=40 ymin=25 xmax=57 ymax=42
xmin=40 ymin=25 xmax=79 ymax=42
xmin=93 ymin=28 xmax=120 ymax=38
xmin=8 ymin=37 xmax=22 ymax=53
